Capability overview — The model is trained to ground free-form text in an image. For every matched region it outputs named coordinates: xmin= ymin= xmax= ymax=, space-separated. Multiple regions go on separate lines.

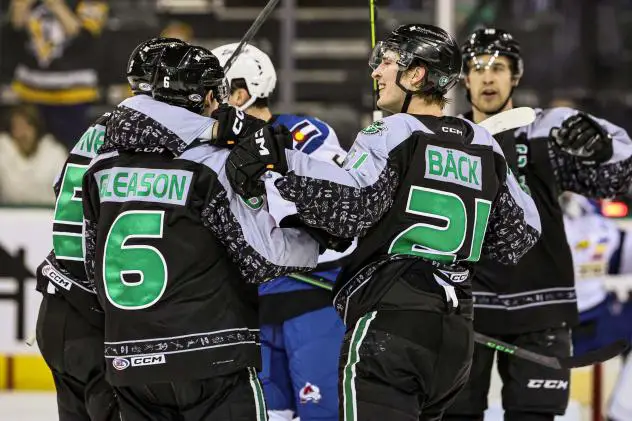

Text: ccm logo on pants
xmin=131 ymin=355 xmax=166 ymax=367
xmin=527 ymin=379 xmax=568 ymax=390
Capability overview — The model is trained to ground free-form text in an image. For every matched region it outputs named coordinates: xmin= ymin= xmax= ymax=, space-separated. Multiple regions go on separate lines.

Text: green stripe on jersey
xmin=343 ymin=311 xmax=377 ymax=421
xmin=248 ymin=367 xmax=267 ymax=421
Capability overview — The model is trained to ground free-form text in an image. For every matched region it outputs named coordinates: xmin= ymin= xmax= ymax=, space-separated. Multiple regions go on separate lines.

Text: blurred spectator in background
xmin=549 ymin=96 xmax=578 ymax=109
xmin=9 ymin=0 xmax=108 ymax=150
xmin=0 ymin=104 xmax=67 ymax=206
xmin=160 ymin=20 xmax=194 ymax=43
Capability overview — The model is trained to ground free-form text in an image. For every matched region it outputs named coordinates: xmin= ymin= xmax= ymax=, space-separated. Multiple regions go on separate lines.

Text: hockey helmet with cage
xmin=369 ymin=24 xmax=462 ymax=112
xmin=461 ymin=28 xmax=523 ymax=78
xmin=211 ymin=43 xmax=277 ymax=111
xmin=126 ymin=37 xmax=188 ymax=95
xmin=151 ymin=44 xmax=228 ymax=114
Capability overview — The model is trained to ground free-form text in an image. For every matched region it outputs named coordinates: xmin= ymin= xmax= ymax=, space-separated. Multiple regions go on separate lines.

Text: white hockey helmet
xmin=211 ymin=43 xmax=277 ymax=111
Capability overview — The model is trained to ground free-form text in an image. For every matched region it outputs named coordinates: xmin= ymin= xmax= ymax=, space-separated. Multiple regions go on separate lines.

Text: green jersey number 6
xmin=103 ymin=210 xmax=168 ymax=310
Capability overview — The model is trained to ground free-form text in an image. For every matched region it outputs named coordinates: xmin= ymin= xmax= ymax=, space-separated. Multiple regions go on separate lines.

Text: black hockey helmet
xmin=461 ymin=28 xmax=523 ymax=78
xmin=127 ymin=37 xmax=188 ymax=95
xmin=369 ymin=24 xmax=461 ymax=112
xmin=151 ymin=44 xmax=228 ymax=114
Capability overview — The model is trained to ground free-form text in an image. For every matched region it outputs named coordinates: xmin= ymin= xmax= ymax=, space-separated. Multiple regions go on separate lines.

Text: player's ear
xmin=234 ymin=87 xmax=250 ymax=108
xmin=204 ymin=90 xmax=214 ymax=107
xmin=204 ymin=90 xmax=219 ymax=115
xmin=407 ymin=65 xmax=426 ymax=90
xmin=412 ymin=65 xmax=426 ymax=86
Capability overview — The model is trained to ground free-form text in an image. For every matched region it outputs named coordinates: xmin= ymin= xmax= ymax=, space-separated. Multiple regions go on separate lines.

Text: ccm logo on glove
xmin=255 ymin=129 xmax=270 ymax=156
xmin=232 ymin=109 xmax=245 ymax=135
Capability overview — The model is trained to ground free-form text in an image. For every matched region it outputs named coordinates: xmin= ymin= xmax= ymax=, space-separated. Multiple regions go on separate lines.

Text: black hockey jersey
xmin=265 ymin=113 xmax=541 ymax=326
xmin=463 ymin=108 xmax=632 ymax=334
xmin=82 ymin=95 xmax=319 ymax=386
xmin=35 ymin=112 xmax=109 ymax=328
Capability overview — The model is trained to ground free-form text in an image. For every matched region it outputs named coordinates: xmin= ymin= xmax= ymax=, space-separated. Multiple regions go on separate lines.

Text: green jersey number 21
xmin=389 ymin=186 xmax=492 ymax=263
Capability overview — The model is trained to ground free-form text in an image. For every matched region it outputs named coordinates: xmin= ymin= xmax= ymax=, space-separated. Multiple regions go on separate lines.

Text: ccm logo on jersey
xmin=42 ymin=264 xmax=72 ymax=291
xmin=527 ymin=379 xmax=569 ymax=390
xmin=442 ymin=127 xmax=463 ymax=136
xmin=440 ymin=270 xmax=469 ymax=283
xmin=255 ymin=129 xmax=270 ymax=156
xmin=131 ymin=354 xmax=166 ymax=367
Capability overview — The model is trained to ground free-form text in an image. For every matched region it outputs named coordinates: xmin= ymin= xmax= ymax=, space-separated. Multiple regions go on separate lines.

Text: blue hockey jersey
xmin=259 ymin=114 xmax=349 ymax=295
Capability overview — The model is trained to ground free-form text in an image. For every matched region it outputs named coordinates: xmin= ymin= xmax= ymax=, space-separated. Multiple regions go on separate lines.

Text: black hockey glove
xmin=211 ymin=104 xmax=266 ymax=148
xmin=550 ymin=112 xmax=613 ymax=163
xmin=226 ymin=125 xmax=293 ymax=198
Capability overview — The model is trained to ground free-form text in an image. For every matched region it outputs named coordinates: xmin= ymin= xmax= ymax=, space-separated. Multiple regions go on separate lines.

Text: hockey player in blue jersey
xmin=212 ymin=43 xmax=350 ymax=421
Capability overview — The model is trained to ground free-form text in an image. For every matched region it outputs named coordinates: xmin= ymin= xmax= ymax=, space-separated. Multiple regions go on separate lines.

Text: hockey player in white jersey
xmin=561 ymin=192 xmax=632 ymax=421
xmin=211 ymin=42 xmax=351 ymax=421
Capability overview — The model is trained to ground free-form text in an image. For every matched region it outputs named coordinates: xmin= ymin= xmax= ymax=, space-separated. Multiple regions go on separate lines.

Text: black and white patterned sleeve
xmin=201 ymin=187 xmax=318 ymax=283
xmin=179 ymin=145 xmax=320 ymax=284
xmin=265 ymin=114 xmax=425 ymax=238
xmin=273 ymin=163 xmax=399 ymax=238
xmin=543 ymin=107 xmax=632 ymax=197
xmin=81 ymin=159 xmax=103 ymax=291
xmin=550 ymin=145 xmax=632 ymax=198
xmin=482 ymin=183 xmax=541 ymax=265
xmin=482 ymin=141 xmax=542 ymax=265
xmin=82 ymin=218 xmax=98 ymax=289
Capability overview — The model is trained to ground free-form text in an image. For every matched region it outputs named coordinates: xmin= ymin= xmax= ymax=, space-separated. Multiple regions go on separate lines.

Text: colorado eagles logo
xmin=361 ymin=120 xmax=387 ymax=135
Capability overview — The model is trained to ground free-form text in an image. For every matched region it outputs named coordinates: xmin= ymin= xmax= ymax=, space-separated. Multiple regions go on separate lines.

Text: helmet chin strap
xmin=238 ymin=94 xmax=258 ymax=111
xmin=396 ymin=70 xmax=415 ymax=113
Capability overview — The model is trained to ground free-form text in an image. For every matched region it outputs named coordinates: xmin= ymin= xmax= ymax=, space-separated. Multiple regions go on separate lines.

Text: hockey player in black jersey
xmin=443 ymin=28 xmax=632 ymax=421
xmin=34 ymin=37 xmax=188 ymax=421
xmin=81 ymin=43 xmax=320 ymax=421
xmin=224 ymin=24 xmax=542 ymax=421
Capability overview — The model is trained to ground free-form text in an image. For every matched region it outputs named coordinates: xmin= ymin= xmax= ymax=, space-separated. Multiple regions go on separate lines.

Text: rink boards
xmin=0 ymin=208 xmax=629 ymax=421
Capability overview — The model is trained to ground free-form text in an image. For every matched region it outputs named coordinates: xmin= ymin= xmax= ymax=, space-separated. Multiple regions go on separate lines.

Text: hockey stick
xmin=222 ymin=0 xmax=281 ymax=73
xmin=477 ymin=107 xmax=536 ymax=135
xmin=289 ymin=273 xmax=334 ymax=290
xmin=369 ymin=0 xmax=383 ymax=122
xmin=25 ymin=333 xmax=36 ymax=347
xmin=290 ymin=274 xmax=629 ymax=369
xmin=476 ymin=332 xmax=629 ymax=369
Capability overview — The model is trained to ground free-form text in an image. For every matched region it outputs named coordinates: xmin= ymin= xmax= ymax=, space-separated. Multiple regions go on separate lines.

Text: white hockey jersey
xmin=563 ymin=194 xmax=620 ymax=312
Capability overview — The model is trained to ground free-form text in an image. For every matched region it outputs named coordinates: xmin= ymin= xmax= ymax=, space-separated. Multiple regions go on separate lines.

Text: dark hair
xmin=408 ymin=60 xmax=451 ymax=109
xmin=230 ymin=78 xmax=269 ymax=108
xmin=9 ymin=104 xmax=45 ymax=140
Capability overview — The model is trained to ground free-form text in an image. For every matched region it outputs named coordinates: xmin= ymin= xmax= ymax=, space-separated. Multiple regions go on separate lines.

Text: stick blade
xmin=560 ymin=340 xmax=629 ymax=369
xmin=477 ymin=107 xmax=537 ymax=135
